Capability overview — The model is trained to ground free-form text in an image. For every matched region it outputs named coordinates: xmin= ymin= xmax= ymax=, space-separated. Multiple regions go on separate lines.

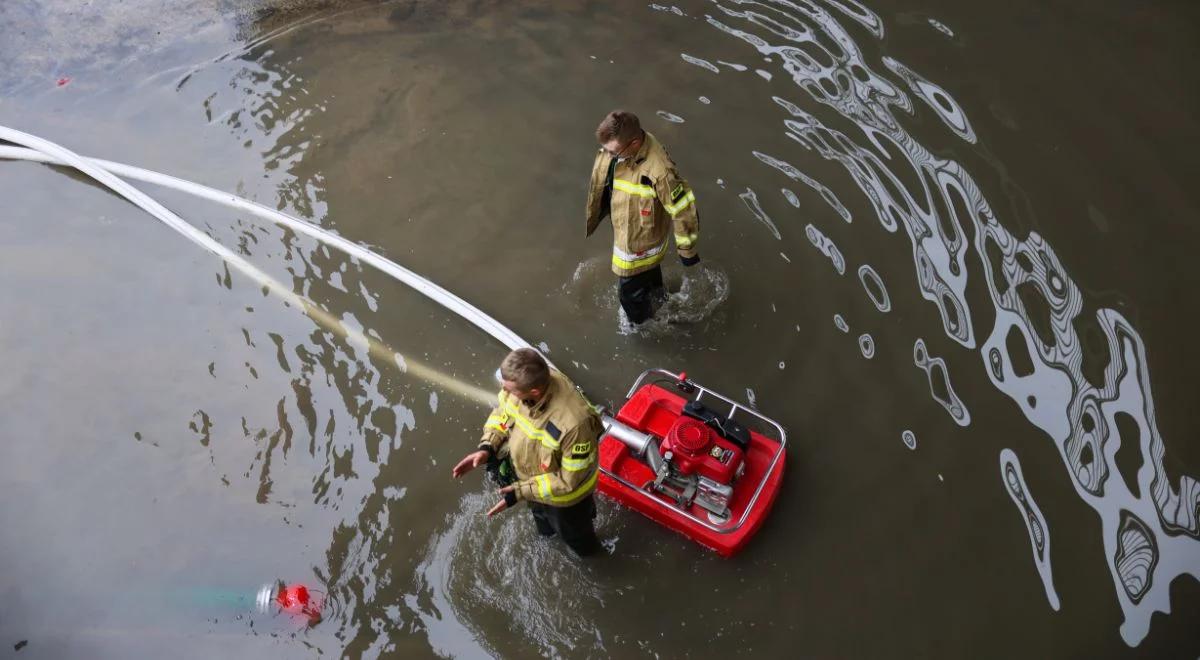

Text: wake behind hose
xmin=0 ymin=128 xmax=529 ymax=352
xmin=0 ymin=126 xmax=529 ymax=405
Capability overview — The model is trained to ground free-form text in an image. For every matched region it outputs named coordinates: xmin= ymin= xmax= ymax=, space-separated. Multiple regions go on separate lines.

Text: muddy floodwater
xmin=1 ymin=0 xmax=1198 ymax=657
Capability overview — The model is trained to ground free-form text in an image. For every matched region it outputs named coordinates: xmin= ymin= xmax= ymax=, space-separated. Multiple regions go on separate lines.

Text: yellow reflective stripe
xmin=612 ymin=238 xmax=669 ymax=271
xmin=613 ymin=240 xmax=666 ymax=262
xmin=536 ymin=474 xmax=552 ymax=499
xmin=674 ymin=233 xmax=693 ymax=249
xmin=502 ymin=402 xmax=560 ymax=449
xmin=612 ymin=250 xmax=666 ymax=270
xmin=545 ymin=469 xmax=599 ymax=504
xmin=484 ymin=410 xmax=509 ymax=433
xmin=663 ymin=190 xmax=696 ymax=216
xmin=613 ymin=179 xmax=656 ymax=198
xmin=612 ymin=251 xmax=666 ymax=270
xmin=562 ymin=454 xmax=594 ymax=471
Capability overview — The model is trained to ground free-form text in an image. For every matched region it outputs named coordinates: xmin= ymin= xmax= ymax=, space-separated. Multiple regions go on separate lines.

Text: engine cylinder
xmin=660 ymin=417 xmax=744 ymax=485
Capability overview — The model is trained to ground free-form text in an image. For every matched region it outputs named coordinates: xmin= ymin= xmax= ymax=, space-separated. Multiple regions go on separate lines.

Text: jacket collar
xmin=631 ymin=130 xmax=653 ymax=165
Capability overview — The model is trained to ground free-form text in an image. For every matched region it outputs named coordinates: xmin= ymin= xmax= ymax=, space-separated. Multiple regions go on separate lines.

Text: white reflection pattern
xmin=688 ymin=0 xmax=1200 ymax=644
xmin=1001 ymin=448 xmax=1061 ymax=611
xmin=804 ymin=223 xmax=845 ymax=274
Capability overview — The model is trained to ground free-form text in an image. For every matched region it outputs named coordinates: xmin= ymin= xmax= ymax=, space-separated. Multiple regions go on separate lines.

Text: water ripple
xmin=1000 ymin=449 xmax=1061 ymax=611
xmin=685 ymin=0 xmax=1200 ymax=642
xmin=857 ymin=332 xmax=875 ymax=359
xmin=881 ymin=57 xmax=976 ymax=143
xmin=681 ymin=52 xmax=720 ymax=73
xmin=857 ymin=264 xmax=890 ymax=312
xmin=753 ymin=150 xmax=852 ymax=222
xmin=739 ymin=187 xmax=782 ymax=239
xmin=914 ymin=338 xmax=970 ymax=426
xmin=804 ymin=223 xmax=845 ymax=274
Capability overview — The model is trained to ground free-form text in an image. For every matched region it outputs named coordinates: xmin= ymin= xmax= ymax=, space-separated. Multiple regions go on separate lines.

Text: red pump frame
xmin=597 ymin=369 xmax=787 ymax=556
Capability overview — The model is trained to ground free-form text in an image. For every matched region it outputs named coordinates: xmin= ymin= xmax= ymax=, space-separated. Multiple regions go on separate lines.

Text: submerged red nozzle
xmin=278 ymin=584 xmax=310 ymax=610
xmin=259 ymin=582 xmax=323 ymax=623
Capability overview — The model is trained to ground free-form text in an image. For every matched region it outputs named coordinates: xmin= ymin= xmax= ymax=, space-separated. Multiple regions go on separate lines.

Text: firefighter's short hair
xmin=596 ymin=110 xmax=642 ymax=145
xmin=500 ymin=348 xmax=550 ymax=392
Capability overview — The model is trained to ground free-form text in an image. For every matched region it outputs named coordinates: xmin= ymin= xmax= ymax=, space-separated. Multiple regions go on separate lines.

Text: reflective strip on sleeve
xmin=484 ymin=413 xmax=508 ymax=433
xmin=613 ymin=179 xmax=657 ymax=198
xmin=674 ymin=233 xmax=699 ymax=249
xmin=536 ymin=474 xmax=552 ymax=499
xmin=663 ymin=190 xmax=696 ymax=216
xmin=545 ymin=469 xmax=599 ymax=504
xmin=561 ymin=454 xmax=594 ymax=471
xmin=612 ymin=238 xmax=669 ymax=270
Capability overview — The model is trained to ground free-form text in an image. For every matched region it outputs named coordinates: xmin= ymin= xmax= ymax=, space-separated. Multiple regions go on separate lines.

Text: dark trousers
xmin=488 ymin=456 xmax=601 ymax=557
xmin=617 ymin=265 xmax=665 ymax=324
xmin=530 ymin=495 xmax=601 ymax=557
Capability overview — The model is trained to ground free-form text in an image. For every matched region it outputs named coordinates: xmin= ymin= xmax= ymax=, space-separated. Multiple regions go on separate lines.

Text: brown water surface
xmin=1 ymin=0 xmax=1198 ymax=657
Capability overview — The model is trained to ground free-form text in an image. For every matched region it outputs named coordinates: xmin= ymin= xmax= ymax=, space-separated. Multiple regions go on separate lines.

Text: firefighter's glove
xmin=487 ymin=485 xmax=518 ymax=516
xmin=680 ymin=254 xmax=701 ymax=267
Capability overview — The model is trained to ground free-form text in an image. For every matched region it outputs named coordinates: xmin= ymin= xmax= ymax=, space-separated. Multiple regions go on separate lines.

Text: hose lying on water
xmin=0 ymin=125 xmax=525 ymax=406
xmin=0 ymin=126 xmax=655 ymax=474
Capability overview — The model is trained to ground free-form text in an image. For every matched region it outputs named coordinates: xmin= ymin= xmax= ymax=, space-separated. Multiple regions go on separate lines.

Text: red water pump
xmin=597 ymin=369 xmax=786 ymax=556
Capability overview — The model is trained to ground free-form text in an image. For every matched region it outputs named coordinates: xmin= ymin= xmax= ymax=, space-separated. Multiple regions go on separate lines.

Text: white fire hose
xmin=0 ymin=125 xmax=642 ymax=444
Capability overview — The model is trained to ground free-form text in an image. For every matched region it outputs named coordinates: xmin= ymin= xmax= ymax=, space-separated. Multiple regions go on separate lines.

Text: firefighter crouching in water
xmin=586 ymin=110 xmax=701 ymax=324
xmin=452 ymin=348 xmax=604 ymax=557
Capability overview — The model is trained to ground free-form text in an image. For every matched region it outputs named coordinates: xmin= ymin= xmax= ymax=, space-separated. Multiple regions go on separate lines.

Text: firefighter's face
xmin=602 ymin=135 xmax=640 ymax=159
xmin=502 ymin=380 xmax=543 ymax=402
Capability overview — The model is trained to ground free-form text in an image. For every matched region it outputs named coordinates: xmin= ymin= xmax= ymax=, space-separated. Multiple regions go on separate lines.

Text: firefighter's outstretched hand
xmin=452 ymin=450 xmax=489 ymax=478
xmin=486 ymin=486 xmax=517 ymax=516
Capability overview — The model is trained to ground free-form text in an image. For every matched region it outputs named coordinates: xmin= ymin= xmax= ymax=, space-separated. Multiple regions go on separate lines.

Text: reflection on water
xmin=411 ymin=491 xmax=623 ymax=658
xmin=656 ymin=110 xmax=687 ymax=124
xmin=856 ymin=332 xmax=874 ymax=359
xmin=407 ymin=494 xmax=495 ymax=659
xmin=913 ymin=338 xmax=970 ymax=426
xmin=1001 ymin=448 xmax=1060 ymax=611
xmin=753 ymin=150 xmax=852 ymax=222
xmin=804 ymin=222 xmax=846 ymax=274
xmin=856 ymin=263 xmax=890 ymax=313
xmin=739 ymin=187 xmax=782 ymax=239
xmin=832 ymin=312 xmax=849 ymax=333
xmin=684 ymin=0 xmax=1199 ymax=645
xmin=880 ymin=56 xmax=976 ymax=144
xmin=3 ymin=0 xmax=1198 ymax=655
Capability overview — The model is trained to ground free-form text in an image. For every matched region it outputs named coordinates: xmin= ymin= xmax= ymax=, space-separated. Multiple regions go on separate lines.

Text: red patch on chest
xmin=640 ymin=208 xmax=652 ymax=216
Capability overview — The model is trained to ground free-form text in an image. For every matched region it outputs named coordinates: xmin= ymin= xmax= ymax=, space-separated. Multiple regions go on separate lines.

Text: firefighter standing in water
xmin=452 ymin=348 xmax=604 ymax=557
xmin=585 ymin=110 xmax=701 ymax=324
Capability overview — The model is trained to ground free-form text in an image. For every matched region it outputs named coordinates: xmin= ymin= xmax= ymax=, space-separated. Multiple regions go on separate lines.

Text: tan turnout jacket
xmin=477 ymin=371 xmax=603 ymax=507
xmin=585 ymin=131 xmax=700 ymax=277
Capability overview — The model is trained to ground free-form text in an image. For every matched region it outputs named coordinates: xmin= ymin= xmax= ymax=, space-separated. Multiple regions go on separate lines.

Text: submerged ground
xmin=1 ymin=0 xmax=1198 ymax=657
